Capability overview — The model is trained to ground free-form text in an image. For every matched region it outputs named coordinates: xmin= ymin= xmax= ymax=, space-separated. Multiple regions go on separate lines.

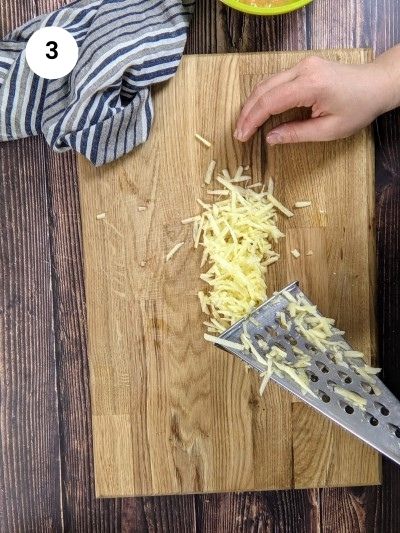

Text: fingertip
xmin=235 ymin=112 xmax=249 ymax=140
xmin=266 ymin=131 xmax=283 ymax=145
xmin=239 ymin=130 xmax=250 ymax=142
xmin=234 ymin=128 xmax=244 ymax=142
xmin=235 ymin=123 xmax=256 ymax=142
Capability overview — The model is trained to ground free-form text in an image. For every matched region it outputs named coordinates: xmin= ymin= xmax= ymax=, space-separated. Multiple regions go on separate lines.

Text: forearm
xmin=373 ymin=45 xmax=400 ymax=113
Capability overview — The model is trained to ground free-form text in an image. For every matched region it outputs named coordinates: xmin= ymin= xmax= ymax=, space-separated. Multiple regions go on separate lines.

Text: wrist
xmin=372 ymin=47 xmax=400 ymax=113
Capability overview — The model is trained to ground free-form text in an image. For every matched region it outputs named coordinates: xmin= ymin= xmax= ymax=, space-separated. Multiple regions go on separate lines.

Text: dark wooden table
xmin=1 ymin=0 xmax=400 ymax=531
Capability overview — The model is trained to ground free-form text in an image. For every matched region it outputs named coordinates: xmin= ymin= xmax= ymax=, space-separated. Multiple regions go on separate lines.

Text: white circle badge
xmin=26 ymin=27 xmax=79 ymax=80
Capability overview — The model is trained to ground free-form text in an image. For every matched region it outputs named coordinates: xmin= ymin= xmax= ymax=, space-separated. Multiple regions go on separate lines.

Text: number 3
xmin=46 ymin=41 xmax=58 ymax=60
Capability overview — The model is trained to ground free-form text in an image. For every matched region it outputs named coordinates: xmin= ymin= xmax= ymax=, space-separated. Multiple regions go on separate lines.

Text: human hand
xmin=234 ymin=53 xmax=400 ymax=145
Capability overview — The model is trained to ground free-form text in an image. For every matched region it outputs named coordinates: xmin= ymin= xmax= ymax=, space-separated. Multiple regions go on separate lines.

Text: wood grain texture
xmin=1 ymin=0 xmax=400 ymax=530
xmin=0 ymin=1 xmax=123 ymax=531
xmin=371 ymin=3 xmax=400 ymax=530
xmin=78 ymin=52 xmax=294 ymax=496
xmin=0 ymin=138 xmax=63 ymax=531
xmin=121 ymin=496 xmax=196 ymax=533
xmin=375 ymin=108 xmax=400 ymax=533
xmin=78 ymin=49 xmax=378 ymax=497
xmin=310 ymin=1 xmax=400 ymax=531
xmin=45 ymin=149 xmax=124 ymax=531
xmin=0 ymin=8 xmax=66 ymax=533
xmin=193 ymin=490 xmax=320 ymax=533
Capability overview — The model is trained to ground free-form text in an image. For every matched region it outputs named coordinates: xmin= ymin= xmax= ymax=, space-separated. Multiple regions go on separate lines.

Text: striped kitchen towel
xmin=0 ymin=0 xmax=194 ymax=166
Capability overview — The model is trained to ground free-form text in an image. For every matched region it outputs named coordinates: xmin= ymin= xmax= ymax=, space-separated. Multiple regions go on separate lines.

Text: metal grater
xmin=215 ymin=281 xmax=400 ymax=466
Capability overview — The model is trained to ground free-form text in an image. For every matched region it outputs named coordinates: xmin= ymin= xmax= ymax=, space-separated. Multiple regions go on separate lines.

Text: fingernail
xmin=266 ymin=132 xmax=283 ymax=145
xmin=234 ymin=128 xmax=243 ymax=141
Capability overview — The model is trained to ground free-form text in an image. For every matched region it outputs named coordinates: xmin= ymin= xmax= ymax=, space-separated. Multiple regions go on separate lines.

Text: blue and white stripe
xmin=0 ymin=0 xmax=194 ymax=166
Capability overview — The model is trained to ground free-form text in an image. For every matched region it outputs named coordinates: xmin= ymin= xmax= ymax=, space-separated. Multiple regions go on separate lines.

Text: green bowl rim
xmin=220 ymin=0 xmax=313 ymax=15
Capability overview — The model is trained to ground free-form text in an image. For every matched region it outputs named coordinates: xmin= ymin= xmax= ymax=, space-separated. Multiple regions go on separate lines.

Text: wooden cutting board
xmin=78 ymin=49 xmax=380 ymax=497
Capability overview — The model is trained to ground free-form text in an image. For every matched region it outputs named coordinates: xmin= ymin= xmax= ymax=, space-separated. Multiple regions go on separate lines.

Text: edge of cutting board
xmin=78 ymin=48 xmax=381 ymax=497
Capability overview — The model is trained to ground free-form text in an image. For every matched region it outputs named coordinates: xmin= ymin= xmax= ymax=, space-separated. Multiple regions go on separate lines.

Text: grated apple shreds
xmin=257 ymin=290 xmax=381 ymax=409
xmin=195 ymin=133 xmax=212 ymax=148
xmin=192 ymin=166 xmax=381 ymax=410
xmin=211 ymin=288 xmax=382 ymax=407
xmin=165 ymin=242 xmax=185 ymax=262
xmin=183 ymin=167 xmax=287 ymax=334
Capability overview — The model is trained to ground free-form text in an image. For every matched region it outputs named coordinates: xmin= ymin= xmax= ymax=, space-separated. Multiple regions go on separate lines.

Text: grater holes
xmin=366 ymin=413 xmax=379 ymax=427
xmin=283 ymin=309 xmax=291 ymax=319
xmin=360 ymin=382 xmax=375 ymax=395
xmin=339 ymin=400 xmax=354 ymax=414
xmin=315 ymin=361 xmax=329 ymax=373
xmin=265 ymin=325 xmax=278 ymax=337
xmin=305 ymin=370 xmax=319 ymax=382
xmin=318 ymin=390 xmax=331 ymax=403
xmin=374 ymin=402 xmax=389 ymax=416
xmin=284 ymin=335 xmax=298 ymax=346
xmin=325 ymin=351 xmax=337 ymax=363
xmin=337 ymin=370 xmax=352 ymax=384
xmin=273 ymin=342 xmax=286 ymax=351
xmin=254 ymin=333 xmax=266 ymax=342
xmin=389 ymin=424 xmax=400 ymax=438
xmin=304 ymin=343 xmax=317 ymax=352
xmin=326 ymin=380 xmax=337 ymax=389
